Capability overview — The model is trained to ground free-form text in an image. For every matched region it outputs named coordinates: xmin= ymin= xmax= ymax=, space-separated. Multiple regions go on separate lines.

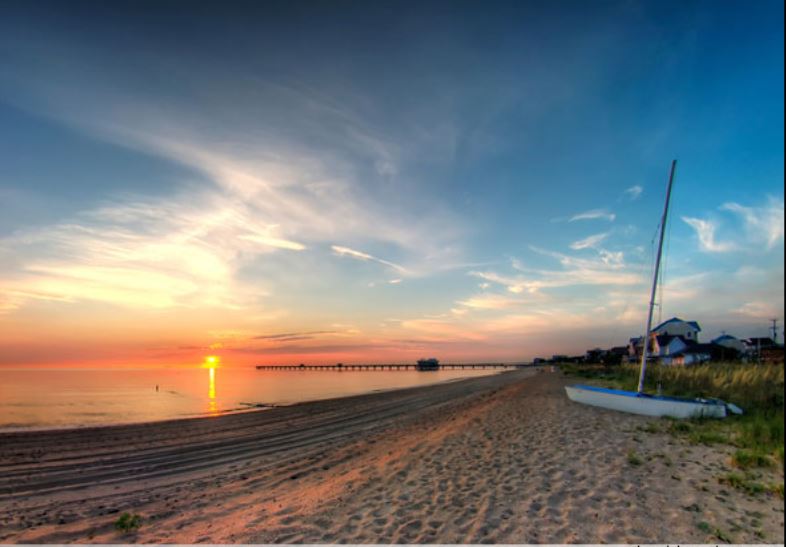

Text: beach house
xmin=744 ymin=337 xmax=784 ymax=364
xmin=712 ymin=334 xmax=746 ymax=353
xmin=711 ymin=334 xmax=746 ymax=360
xmin=660 ymin=343 xmax=714 ymax=365
xmin=651 ymin=317 xmax=701 ymax=342
xmin=652 ymin=334 xmax=689 ymax=359
xmin=628 ymin=317 xmax=705 ymax=365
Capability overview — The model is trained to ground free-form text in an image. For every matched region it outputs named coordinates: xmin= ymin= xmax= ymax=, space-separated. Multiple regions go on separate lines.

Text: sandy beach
xmin=1 ymin=368 xmax=783 ymax=544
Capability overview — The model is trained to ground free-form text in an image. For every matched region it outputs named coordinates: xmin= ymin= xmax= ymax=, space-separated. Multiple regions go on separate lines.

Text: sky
xmin=0 ymin=0 xmax=783 ymax=367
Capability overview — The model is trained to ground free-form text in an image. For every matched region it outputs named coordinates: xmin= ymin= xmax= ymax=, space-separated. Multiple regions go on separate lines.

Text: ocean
xmin=0 ymin=366 xmax=502 ymax=431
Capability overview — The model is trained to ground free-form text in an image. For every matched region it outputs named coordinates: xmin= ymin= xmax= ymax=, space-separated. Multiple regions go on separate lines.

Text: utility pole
xmin=771 ymin=319 xmax=778 ymax=344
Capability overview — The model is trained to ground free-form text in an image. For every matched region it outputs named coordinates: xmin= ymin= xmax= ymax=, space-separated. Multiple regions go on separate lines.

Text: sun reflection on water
xmin=203 ymin=356 xmax=219 ymax=416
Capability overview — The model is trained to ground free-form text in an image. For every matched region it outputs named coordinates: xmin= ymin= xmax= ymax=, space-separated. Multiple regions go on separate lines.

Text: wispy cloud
xmin=469 ymin=246 xmax=640 ymax=297
xmin=680 ymin=217 xmax=734 ymax=253
xmin=0 ymin=194 xmax=311 ymax=311
xmin=456 ymin=293 xmax=525 ymax=310
xmin=569 ymin=232 xmax=610 ymax=250
xmin=681 ymin=216 xmax=735 ymax=253
xmin=238 ymin=231 xmax=306 ymax=251
xmin=481 ymin=310 xmax=594 ymax=334
xmin=734 ymin=300 xmax=780 ymax=319
xmin=720 ymin=198 xmax=784 ymax=250
xmin=569 ymin=209 xmax=616 ymax=222
xmin=623 ymin=185 xmax=643 ymax=200
xmin=398 ymin=317 xmax=487 ymax=341
xmin=331 ymin=245 xmax=408 ymax=273
xmin=470 ymin=271 xmax=530 ymax=294
xmin=254 ymin=330 xmax=337 ymax=340
xmin=682 ymin=198 xmax=784 ymax=254
xmin=0 ymin=53 xmax=467 ymax=313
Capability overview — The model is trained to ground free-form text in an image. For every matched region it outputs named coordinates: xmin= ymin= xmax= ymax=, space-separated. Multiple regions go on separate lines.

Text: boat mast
xmin=637 ymin=159 xmax=677 ymax=394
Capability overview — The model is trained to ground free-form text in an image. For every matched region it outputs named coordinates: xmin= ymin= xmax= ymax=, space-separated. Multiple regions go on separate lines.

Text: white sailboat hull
xmin=565 ymin=384 xmax=727 ymax=418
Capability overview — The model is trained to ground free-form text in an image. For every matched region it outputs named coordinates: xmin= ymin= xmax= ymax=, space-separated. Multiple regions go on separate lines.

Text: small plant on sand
xmin=668 ymin=420 xmax=692 ymax=433
xmin=114 ymin=512 xmax=142 ymax=533
xmin=688 ymin=430 xmax=728 ymax=446
xmin=626 ymin=450 xmax=643 ymax=466
xmin=696 ymin=520 xmax=732 ymax=543
xmin=719 ymin=472 xmax=771 ymax=496
xmin=714 ymin=526 xmax=733 ymax=543
xmin=732 ymin=449 xmax=775 ymax=469
xmin=637 ymin=422 xmax=661 ymax=434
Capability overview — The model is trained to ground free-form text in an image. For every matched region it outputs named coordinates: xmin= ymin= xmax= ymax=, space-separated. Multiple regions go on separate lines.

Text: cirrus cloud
xmin=569 ymin=209 xmax=616 ymax=222
xmin=331 ymin=245 xmax=408 ymax=274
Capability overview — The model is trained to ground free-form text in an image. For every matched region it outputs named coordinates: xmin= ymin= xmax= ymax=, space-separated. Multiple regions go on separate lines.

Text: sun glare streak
xmin=202 ymin=355 xmax=219 ymax=415
xmin=206 ymin=364 xmax=218 ymax=416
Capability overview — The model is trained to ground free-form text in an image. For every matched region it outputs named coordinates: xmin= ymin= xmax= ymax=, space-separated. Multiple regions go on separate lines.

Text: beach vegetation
xmin=626 ymin=450 xmax=643 ymax=466
xmin=688 ymin=430 xmax=727 ymax=446
xmin=731 ymin=449 xmax=775 ymax=469
xmin=652 ymin=452 xmax=673 ymax=467
xmin=636 ymin=422 xmax=661 ymax=434
xmin=667 ymin=420 xmax=692 ymax=433
xmin=562 ymin=362 xmax=784 ymax=466
xmin=713 ymin=526 xmax=733 ymax=543
xmin=696 ymin=519 xmax=733 ymax=543
xmin=718 ymin=471 xmax=783 ymax=497
xmin=114 ymin=513 xmax=142 ymax=533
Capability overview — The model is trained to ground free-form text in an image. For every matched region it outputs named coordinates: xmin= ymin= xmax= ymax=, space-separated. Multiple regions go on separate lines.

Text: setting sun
xmin=203 ymin=355 xmax=220 ymax=368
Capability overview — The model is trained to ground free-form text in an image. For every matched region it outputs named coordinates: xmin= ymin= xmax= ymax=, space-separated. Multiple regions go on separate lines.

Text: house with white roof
xmin=652 ymin=317 xmax=701 ymax=342
xmin=628 ymin=317 xmax=705 ymax=365
xmin=652 ymin=335 xmax=689 ymax=359
xmin=712 ymin=334 xmax=746 ymax=356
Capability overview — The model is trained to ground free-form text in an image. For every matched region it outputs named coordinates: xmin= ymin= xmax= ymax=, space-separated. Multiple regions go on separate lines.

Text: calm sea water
xmin=0 ymin=367 xmax=501 ymax=431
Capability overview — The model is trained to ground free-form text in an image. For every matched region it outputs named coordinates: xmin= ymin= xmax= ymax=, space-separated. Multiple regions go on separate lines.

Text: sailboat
xmin=564 ymin=160 xmax=741 ymax=419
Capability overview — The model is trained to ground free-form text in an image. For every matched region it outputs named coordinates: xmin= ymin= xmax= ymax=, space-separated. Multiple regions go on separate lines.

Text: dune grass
xmin=562 ymin=362 xmax=785 ymax=479
xmin=563 ymin=362 xmax=783 ymax=410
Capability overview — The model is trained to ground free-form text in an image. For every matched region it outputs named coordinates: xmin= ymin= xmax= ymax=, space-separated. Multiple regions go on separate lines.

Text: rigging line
xmin=658 ymin=187 xmax=675 ymax=391
xmin=632 ymin=222 xmax=659 ymax=345
xmin=656 ymin=173 xmax=676 ymax=391
xmin=647 ymin=220 xmax=660 ymax=321
xmin=648 ymin=217 xmax=664 ymax=390
xmin=627 ymin=225 xmax=657 ymax=332
xmin=659 ymin=193 xmax=674 ymax=326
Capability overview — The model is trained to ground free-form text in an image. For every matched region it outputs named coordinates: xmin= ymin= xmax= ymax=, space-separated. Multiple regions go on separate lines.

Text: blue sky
xmin=0 ymin=0 xmax=783 ymax=365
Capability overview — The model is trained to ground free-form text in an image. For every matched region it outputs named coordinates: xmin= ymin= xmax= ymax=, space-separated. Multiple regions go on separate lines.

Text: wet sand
xmin=0 ymin=368 xmax=783 ymax=543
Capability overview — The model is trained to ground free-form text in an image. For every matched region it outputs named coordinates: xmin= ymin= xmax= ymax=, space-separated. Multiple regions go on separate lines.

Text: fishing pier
xmin=256 ymin=362 xmax=534 ymax=371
